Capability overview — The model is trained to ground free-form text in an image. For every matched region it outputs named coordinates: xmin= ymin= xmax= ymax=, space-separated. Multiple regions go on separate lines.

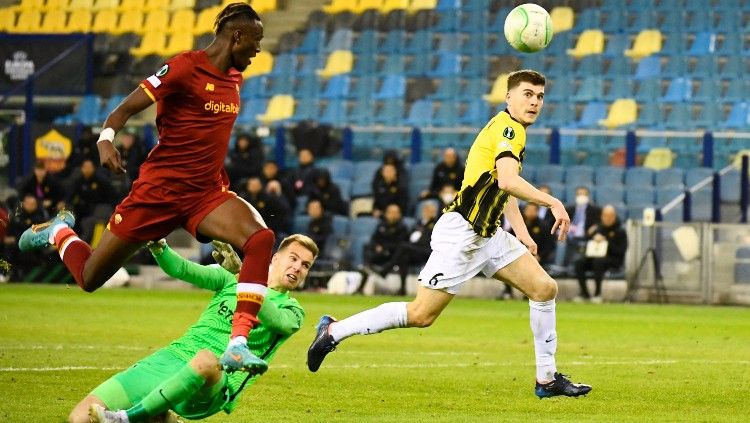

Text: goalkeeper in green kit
xmin=68 ymin=234 xmax=318 ymax=423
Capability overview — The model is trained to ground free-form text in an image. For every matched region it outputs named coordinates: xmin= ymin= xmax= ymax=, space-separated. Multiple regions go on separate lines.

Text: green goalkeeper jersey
xmin=151 ymin=245 xmax=304 ymax=413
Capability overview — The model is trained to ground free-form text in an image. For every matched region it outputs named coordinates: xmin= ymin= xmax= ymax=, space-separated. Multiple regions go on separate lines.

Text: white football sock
xmin=329 ymin=302 xmax=408 ymax=342
xmin=529 ymin=299 xmax=557 ymax=382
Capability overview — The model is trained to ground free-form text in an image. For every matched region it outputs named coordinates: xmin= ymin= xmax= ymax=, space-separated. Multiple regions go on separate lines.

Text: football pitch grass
xmin=1 ymin=284 xmax=749 ymax=422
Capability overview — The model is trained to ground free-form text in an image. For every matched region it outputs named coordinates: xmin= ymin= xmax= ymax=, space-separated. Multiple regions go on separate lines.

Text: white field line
xmin=2 ymin=359 xmax=748 ymax=372
xmin=0 ymin=344 xmax=150 ymax=351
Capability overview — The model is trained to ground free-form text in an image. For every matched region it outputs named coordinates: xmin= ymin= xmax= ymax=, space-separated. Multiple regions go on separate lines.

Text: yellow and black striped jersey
xmin=445 ymin=110 xmax=526 ymax=237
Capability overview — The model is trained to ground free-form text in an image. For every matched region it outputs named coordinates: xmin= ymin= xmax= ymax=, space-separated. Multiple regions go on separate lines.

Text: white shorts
xmin=418 ymin=212 xmax=528 ymax=294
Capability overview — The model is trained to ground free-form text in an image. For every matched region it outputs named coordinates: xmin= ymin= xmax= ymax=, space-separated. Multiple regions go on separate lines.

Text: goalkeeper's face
xmin=506 ymin=82 xmax=545 ymax=126
xmin=268 ymin=242 xmax=315 ymax=292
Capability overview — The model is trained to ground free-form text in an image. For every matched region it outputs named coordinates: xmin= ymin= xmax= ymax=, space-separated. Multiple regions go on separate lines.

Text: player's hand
xmin=146 ymin=239 xmax=167 ymax=256
xmin=518 ymin=235 xmax=538 ymax=256
xmin=549 ymin=200 xmax=571 ymax=242
xmin=211 ymin=240 xmax=242 ymax=274
xmin=220 ymin=342 xmax=268 ymax=375
xmin=98 ymin=141 xmax=126 ymax=175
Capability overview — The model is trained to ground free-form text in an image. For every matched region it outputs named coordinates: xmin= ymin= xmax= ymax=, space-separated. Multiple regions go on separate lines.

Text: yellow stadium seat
xmin=624 ymin=29 xmax=662 ymax=60
xmin=44 ymin=0 xmax=70 ymax=11
xmin=92 ymin=0 xmax=118 ymax=11
xmin=16 ymin=0 xmax=45 ymax=11
xmin=144 ymin=10 xmax=169 ymax=33
xmin=482 ymin=73 xmax=509 ymax=105
xmin=381 ymin=0 xmax=409 ymax=13
xmin=253 ymin=0 xmax=277 ymax=13
xmin=356 ymin=0 xmax=383 ymax=13
xmin=145 ymin=0 xmax=170 ymax=12
xmin=11 ymin=10 xmax=42 ymax=32
xmin=550 ymin=6 xmax=573 ymax=34
xmin=91 ymin=9 xmax=117 ymax=32
xmin=170 ymin=0 xmax=195 ymax=10
xmin=194 ymin=6 xmax=220 ymax=35
xmin=242 ymin=50 xmax=273 ymax=78
xmin=114 ymin=10 xmax=143 ymax=34
xmin=257 ymin=95 xmax=295 ymax=124
xmin=408 ymin=0 xmax=436 ymax=13
xmin=69 ymin=0 xmax=94 ymax=10
xmin=316 ymin=50 xmax=353 ymax=79
xmin=164 ymin=32 xmax=193 ymax=56
xmin=40 ymin=9 xmax=68 ymax=32
xmin=0 ymin=8 xmax=17 ymax=31
xmin=66 ymin=9 xmax=92 ymax=32
xmin=732 ymin=150 xmax=750 ymax=170
xmin=567 ymin=29 xmax=604 ymax=58
xmin=119 ymin=0 xmax=142 ymax=12
xmin=130 ymin=32 xmax=168 ymax=57
xmin=168 ymin=9 xmax=195 ymax=34
xmin=643 ymin=148 xmax=674 ymax=170
xmin=598 ymin=98 xmax=637 ymax=129
xmin=324 ymin=0 xmax=355 ymax=14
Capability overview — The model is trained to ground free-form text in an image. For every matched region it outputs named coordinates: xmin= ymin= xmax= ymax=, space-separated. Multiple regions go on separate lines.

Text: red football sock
xmin=54 ymin=227 xmax=92 ymax=290
xmin=231 ymin=228 xmax=275 ymax=339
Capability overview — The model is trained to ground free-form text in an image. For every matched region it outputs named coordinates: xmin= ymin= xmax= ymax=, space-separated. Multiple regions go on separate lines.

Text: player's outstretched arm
xmin=97 ymin=88 xmax=154 ymax=174
xmin=258 ymin=300 xmax=305 ymax=336
xmin=148 ymin=240 xmax=230 ymax=291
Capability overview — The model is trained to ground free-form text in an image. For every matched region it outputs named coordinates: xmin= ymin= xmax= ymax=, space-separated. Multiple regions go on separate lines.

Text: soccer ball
xmin=504 ymin=3 xmax=553 ymax=53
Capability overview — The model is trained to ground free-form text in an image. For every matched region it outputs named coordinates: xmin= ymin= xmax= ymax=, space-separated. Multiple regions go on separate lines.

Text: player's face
xmin=269 ymin=242 xmax=314 ymax=292
xmin=231 ymin=20 xmax=263 ymax=72
xmin=506 ymin=82 xmax=544 ymax=126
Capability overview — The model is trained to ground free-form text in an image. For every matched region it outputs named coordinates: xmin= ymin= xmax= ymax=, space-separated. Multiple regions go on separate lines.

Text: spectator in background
xmin=116 ymin=131 xmax=148 ymax=183
xmin=537 ymin=185 xmax=556 ymax=229
xmin=305 ymin=198 xmax=332 ymax=254
xmin=287 ymin=148 xmax=317 ymax=196
xmin=226 ymin=133 xmax=264 ymax=183
xmin=371 ymin=201 xmax=438 ymax=296
xmin=372 ymin=163 xmax=407 ymax=217
xmin=238 ymin=176 xmax=291 ymax=238
xmin=3 ymin=195 xmax=46 ymax=280
xmin=16 ymin=160 xmax=66 ymax=217
xmin=363 ymin=203 xmax=409 ymax=277
xmin=65 ymin=127 xmax=99 ymax=177
xmin=512 ymin=203 xmax=556 ymax=266
xmin=566 ymin=186 xmax=601 ymax=240
xmin=437 ymin=183 xmax=457 ymax=209
xmin=308 ymin=168 xmax=348 ymax=216
xmin=261 ymin=160 xmax=296 ymax=211
xmin=574 ymin=205 xmax=628 ymax=303
xmin=67 ymin=159 xmax=115 ymax=226
xmin=425 ymin=147 xmax=464 ymax=199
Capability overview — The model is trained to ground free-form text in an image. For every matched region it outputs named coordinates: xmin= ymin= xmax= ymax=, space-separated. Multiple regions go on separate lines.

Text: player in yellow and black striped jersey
xmin=307 ymin=70 xmax=592 ymax=399
xmin=445 ymin=108 xmax=528 ymax=237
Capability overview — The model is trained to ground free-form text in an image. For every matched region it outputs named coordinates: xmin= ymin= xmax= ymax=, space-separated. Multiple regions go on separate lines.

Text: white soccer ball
xmin=504 ymin=3 xmax=553 ymax=53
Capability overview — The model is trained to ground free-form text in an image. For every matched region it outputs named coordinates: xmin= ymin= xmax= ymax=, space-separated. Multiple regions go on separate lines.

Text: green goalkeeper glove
xmin=211 ymin=240 xmax=242 ymax=274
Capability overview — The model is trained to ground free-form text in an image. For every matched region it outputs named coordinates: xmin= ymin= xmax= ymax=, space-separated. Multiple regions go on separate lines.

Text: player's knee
xmin=241 ymin=228 xmax=275 ymax=254
xmin=190 ymin=349 xmax=220 ymax=381
xmin=407 ymin=308 xmax=438 ymax=328
xmin=529 ymin=276 xmax=557 ymax=302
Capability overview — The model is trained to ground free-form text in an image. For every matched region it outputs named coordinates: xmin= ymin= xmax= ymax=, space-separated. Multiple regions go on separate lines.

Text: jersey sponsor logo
xmin=204 ymin=100 xmax=240 ymax=115
xmin=498 ymin=140 xmax=512 ymax=151
xmin=218 ymin=300 xmax=234 ymax=322
xmin=502 ymin=126 xmax=515 ymax=140
xmin=205 ymin=82 xmax=215 ymax=92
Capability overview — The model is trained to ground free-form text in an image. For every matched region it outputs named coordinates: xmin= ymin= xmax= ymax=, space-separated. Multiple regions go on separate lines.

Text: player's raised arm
xmin=97 ymin=88 xmax=154 ymax=174
xmin=148 ymin=240 xmax=230 ymax=291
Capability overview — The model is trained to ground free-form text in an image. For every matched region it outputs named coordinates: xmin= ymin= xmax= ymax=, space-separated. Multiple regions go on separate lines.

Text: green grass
xmin=1 ymin=284 xmax=749 ymax=422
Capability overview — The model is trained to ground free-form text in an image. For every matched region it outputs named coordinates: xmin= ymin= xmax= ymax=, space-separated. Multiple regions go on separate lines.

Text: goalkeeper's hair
xmin=507 ymin=69 xmax=546 ymax=90
xmin=214 ymin=2 xmax=261 ymax=34
xmin=279 ymin=234 xmax=319 ymax=260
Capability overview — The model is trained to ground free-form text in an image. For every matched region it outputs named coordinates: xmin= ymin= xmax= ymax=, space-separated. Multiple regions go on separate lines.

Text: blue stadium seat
xmin=488 ymin=7 xmax=512 ymax=32
xmin=292 ymin=215 xmax=310 ymax=234
xmin=600 ymin=7 xmax=626 ymax=32
xmin=719 ymin=102 xmax=750 ymax=129
xmin=717 ymin=33 xmax=742 ymax=57
xmin=459 ymin=100 xmax=490 ymax=126
xmin=634 ymin=56 xmax=661 ymax=80
xmin=693 ymin=79 xmax=719 ymax=102
xmin=375 ymin=99 xmax=405 ymax=124
xmin=351 ymin=178 xmax=373 ymax=198
xmin=295 ymin=29 xmax=325 ymax=54
xmin=321 ymin=75 xmax=351 ymax=99
xmin=319 ymin=100 xmax=348 ymax=125
xmin=241 ymin=76 xmax=269 ymax=99
xmin=572 ymin=102 xmax=608 ymax=128
xmin=74 ymin=95 xmax=102 ymax=125
xmin=295 ymin=73 xmax=320 ymax=98
xmin=236 ymin=99 xmax=267 ymax=125
xmin=663 ymin=103 xmax=692 ymax=130
xmin=462 ymin=32 xmax=488 ymax=57
xmin=628 ymin=10 xmax=657 ymax=32
xmin=269 ymin=75 xmax=294 ymax=95
xmin=271 ymin=54 xmax=298 ymax=75
xmin=334 ymin=179 xmax=352 ymax=201
xmin=99 ymin=95 xmax=125 ymax=121
xmin=595 ymin=166 xmax=624 ymax=185
xmin=692 ymin=56 xmax=720 ymax=78
xmin=436 ymin=33 xmax=462 ymax=52
xmin=604 ymin=77 xmax=633 ymax=101
xmin=353 ymin=160 xmax=381 ymax=183
xmin=720 ymin=169 xmax=741 ymax=202
xmin=693 ymin=102 xmax=722 ymax=130
xmin=565 ymin=165 xmax=594 ymax=186
xmin=521 ymin=164 xmax=536 ymax=182
xmin=686 ymin=167 xmax=714 ymax=187
xmin=656 ymin=186 xmax=684 ymax=207
xmin=374 ymin=75 xmax=406 ymax=99
xmin=573 ymin=8 xmax=600 ymax=32
xmin=430 ymin=77 xmax=460 ymax=100
xmin=536 ymin=165 xmax=565 ymax=185
xmin=291 ymin=99 xmax=319 ymax=121
xmin=437 ymin=0 xmax=460 ymax=11
xmin=690 ymin=189 xmax=713 ymax=221
xmin=625 ymin=167 xmax=655 ymax=187
xmin=329 ymin=160 xmax=355 ymax=180
xmin=381 ymin=30 xmax=407 ymax=54
xmin=607 ymin=55 xmax=631 ymax=76
xmin=332 ymin=215 xmax=350 ymax=236
xmin=353 ymin=30 xmax=378 ymax=54
xmin=595 ymin=184 xmax=625 ymax=205
xmin=660 ymin=77 xmax=692 ymax=102
xmin=719 ymin=56 xmax=746 ymax=78
xmin=435 ymin=12 xmax=461 ymax=32
xmin=325 ymin=29 xmax=354 ymax=53
xmin=735 ymin=247 xmax=750 ymax=284
xmin=715 ymin=10 xmax=742 ymax=33
xmin=351 ymin=76 xmax=377 ymax=100
xmin=351 ymin=216 xmax=379 ymax=238
xmin=685 ymin=12 xmax=713 ymax=32
xmin=663 ymin=56 xmax=689 ymax=78
xmin=655 ymin=168 xmax=685 ymax=187
xmin=636 ymin=101 xmax=661 ymax=128
xmin=626 ymin=187 xmax=655 ymax=207
xmin=299 ymin=54 xmax=327 ymax=75
xmin=546 ymin=32 xmax=572 ymax=57
xmin=350 ymin=236 xmax=369 ymax=268
xmin=433 ymin=101 xmax=460 ymax=127
xmin=573 ymin=77 xmax=604 ymax=102
xmin=352 ymin=53 xmax=377 ymax=76
xmin=427 ymin=52 xmax=462 ymax=77
xmin=723 ymin=80 xmax=750 ymax=103
xmin=603 ymin=34 xmax=628 ymax=57
xmin=405 ymin=30 xmax=433 ymax=55
xmin=543 ymin=182 xmax=565 ymax=201
xmin=546 ymin=103 xmax=575 ymax=127
xmin=545 ymin=79 xmax=573 ymax=102
xmin=350 ymin=97 xmax=374 ymax=125
xmin=662 ymin=34 xmax=686 ymax=57
xmin=659 ymin=10 xmax=684 ymax=33
xmin=405 ymin=100 xmax=434 ymax=127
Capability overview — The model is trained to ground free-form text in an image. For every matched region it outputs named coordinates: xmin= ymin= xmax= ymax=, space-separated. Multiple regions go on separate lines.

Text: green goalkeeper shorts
xmin=91 ymin=349 xmax=230 ymax=420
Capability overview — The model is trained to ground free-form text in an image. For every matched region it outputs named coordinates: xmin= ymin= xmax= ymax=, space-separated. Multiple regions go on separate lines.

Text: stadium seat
xmin=130 ymin=32 xmax=167 ymax=57
xmin=688 ymin=32 xmax=717 ymax=56
xmin=572 ymin=102 xmax=608 ymax=128
xmin=405 ymin=100 xmax=434 ymax=127
xmin=241 ymin=51 xmax=273 ymax=78
xmin=240 ymin=75 xmax=268 ymax=99
xmin=65 ymin=9 xmax=92 ymax=32
xmin=550 ymin=6 xmax=573 ymax=34
xmin=602 ymin=34 xmax=628 ymax=57
xmin=624 ymin=29 xmax=662 ymax=60
xmin=459 ymin=100 xmax=490 ymax=126
xmin=685 ymin=167 xmax=714 ymax=187
xmin=380 ymin=0 xmax=409 ymax=13
xmin=595 ymin=166 xmax=624 ymax=185
xmin=321 ymin=75 xmax=351 ymax=99
xmin=655 ymin=168 xmax=685 ymax=187
xmin=91 ymin=9 xmax=117 ymax=33
xmin=642 ymin=148 xmax=675 ymax=170
xmin=167 ymin=9 xmax=195 ymax=34
xmin=719 ymin=102 xmax=750 ymax=129
xmin=118 ymin=0 xmax=142 ymax=12
xmin=193 ymin=6 xmax=220 ymax=35
xmin=598 ymin=98 xmax=637 ymax=129
xmin=10 ymin=10 xmax=41 ymax=32
xmin=567 ymin=30 xmax=604 ymax=58
xmin=536 ymin=165 xmax=564 ymax=185
xmin=426 ymin=53 xmax=462 ymax=78
xmin=353 ymin=30 xmax=378 ymax=54
xmin=720 ymin=169 xmax=740 ymax=202
xmin=325 ymin=29 xmax=354 ymax=53
xmin=565 ymin=165 xmax=594 ymax=186
xmin=169 ymin=0 xmax=195 ymax=10
xmin=256 ymin=95 xmax=295 ymax=124
xmin=317 ymin=50 xmax=353 ymax=79
xmin=164 ymin=32 xmax=194 ymax=56
xmin=355 ymin=0 xmax=382 ymax=14
xmin=114 ymin=10 xmax=144 ymax=35
xmin=482 ymin=73 xmax=508 ymax=105
xmin=626 ymin=186 xmax=655 ymax=207
xmin=662 ymin=103 xmax=692 ymax=130
xmin=374 ymin=75 xmax=406 ymax=100
xmin=656 ymin=186 xmax=683 ymax=207
xmin=144 ymin=0 xmax=169 ymax=12
xmin=604 ymin=77 xmax=633 ymax=101
xmin=625 ymin=167 xmax=654 ymax=188
xmin=573 ymin=77 xmax=604 ymax=102
xmin=633 ymin=56 xmax=661 ymax=80
xmin=660 ymin=78 xmax=692 ymax=102
xmin=324 ymin=0 xmax=355 ymax=14
xmin=39 ymin=9 xmax=67 ymax=32
xmin=92 ymin=0 xmax=117 ymax=10
xmin=433 ymin=102 xmax=459 ymax=127
xmin=735 ymin=247 xmax=750 ymax=284
xmin=595 ymin=184 xmax=625 ymax=205
xmin=409 ymin=0 xmax=436 ymax=13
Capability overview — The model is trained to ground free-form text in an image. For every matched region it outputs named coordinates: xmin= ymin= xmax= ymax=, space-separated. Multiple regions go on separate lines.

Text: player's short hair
xmin=279 ymin=234 xmax=319 ymax=260
xmin=507 ymin=69 xmax=546 ymax=90
xmin=214 ymin=2 xmax=261 ymax=34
